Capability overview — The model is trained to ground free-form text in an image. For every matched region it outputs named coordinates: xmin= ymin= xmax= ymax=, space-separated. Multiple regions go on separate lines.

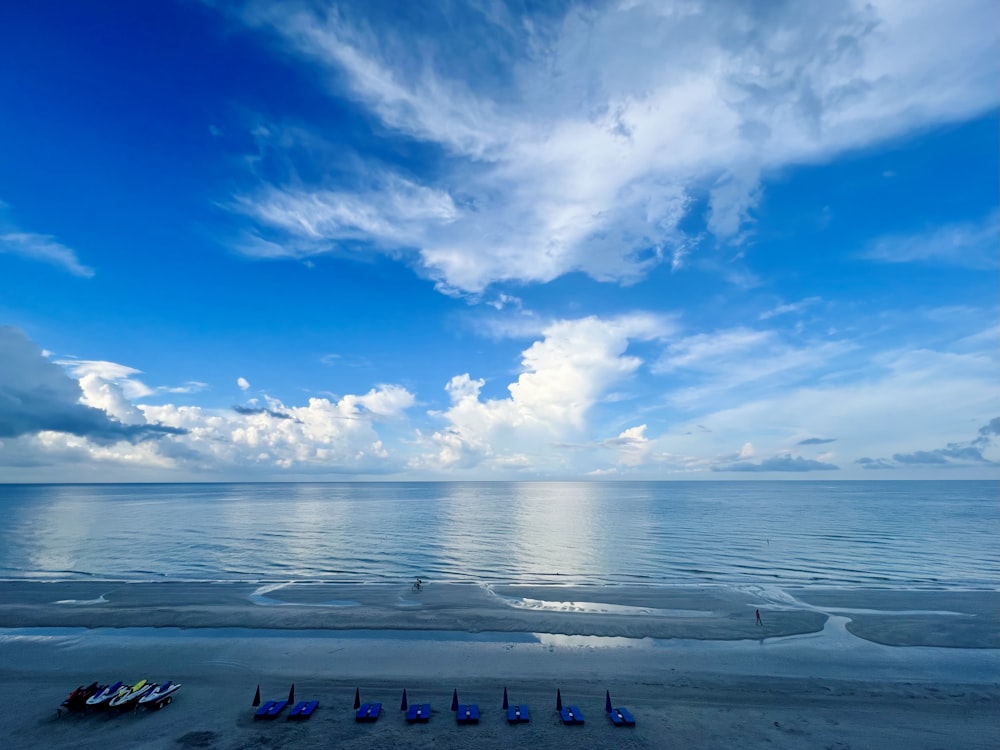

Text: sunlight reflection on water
xmin=0 ymin=481 xmax=996 ymax=589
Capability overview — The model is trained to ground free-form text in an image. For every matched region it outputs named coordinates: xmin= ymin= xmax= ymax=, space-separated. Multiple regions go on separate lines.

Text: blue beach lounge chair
xmin=456 ymin=704 xmax=479 ymax=724
xmin=406 ymin=703 xmax=431 ymax=723
xmin=289 ymin=700 xmax=318 ymax=719
xmin=254 ymin=700 xmax=288 ymax=719
xmin=610 ymin=706 xmax=636 ymax=727
xmin=355 ymin=702 xmax=382 ymax=722
xmin=560 ymin=705 xmax=585 ymax=725
xmin=506 ymin=704 xmax=530 ymax=723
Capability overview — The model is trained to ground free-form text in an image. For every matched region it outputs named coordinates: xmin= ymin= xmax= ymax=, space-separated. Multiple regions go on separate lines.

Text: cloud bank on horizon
xmin=0 ymin=0 xmax=997 ymax=480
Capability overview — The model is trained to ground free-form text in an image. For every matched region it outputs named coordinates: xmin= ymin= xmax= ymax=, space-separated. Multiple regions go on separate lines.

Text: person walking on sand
xmin=755 ymin=608 xmax=763 ymax=626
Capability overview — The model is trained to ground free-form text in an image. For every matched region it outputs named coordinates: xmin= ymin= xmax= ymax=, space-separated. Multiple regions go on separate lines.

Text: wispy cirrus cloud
xmin=0 ymin=201 xmax=93 ymax=277
xmin=760 ymin=297 xmax=822 ymax=320
xmin=652 ymin=326 xmax=856 ymax=410
xmin=862 ymin=211 xmax=1000 ymax=269
xmin=233 ymin=175 xmax=458 ymax=260
xmin=220 ymin=0 xmax=998 ymax=293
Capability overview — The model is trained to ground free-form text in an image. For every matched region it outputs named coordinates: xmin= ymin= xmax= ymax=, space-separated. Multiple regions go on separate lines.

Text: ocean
xmin=0 ymin=481 xmax=996 ymax=589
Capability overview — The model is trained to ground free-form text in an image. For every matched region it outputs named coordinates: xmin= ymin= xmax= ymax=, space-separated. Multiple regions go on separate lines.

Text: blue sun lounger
xmin=560 ymin=705 xmax=585 ymax=725
xmin=288 ymin=700 xmax=318 ymax=719
xmin=610 ymin=706 xmax=636 ymax=726
xmin=506 ymin=704 xmax=530 ymax=723
xmin=406 ymin=703 xmax=431 ymax=723
xmin=456 ymin=704 xmax=479 ymax=724
xmin=254 ymin=700 xmax=287 ymax=719
xmin=355 ymin=702 xmax=382 ymax=722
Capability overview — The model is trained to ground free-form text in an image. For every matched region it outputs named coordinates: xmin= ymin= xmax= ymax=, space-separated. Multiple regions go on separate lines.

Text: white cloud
xmin=0 ymin=231 xmax=92 ymax=278
xmin=759 ymin=297 xmax=822 ymax=320
xmin=234 ymin=176 xmax=457 ymax=259
xmin=0 ymin=328 xmax=179 ymax=443
xmin=161 ymin=381 xmax=209 ymax=395
xmin=6 ymin=384 xmax=419 ymax=479
xmin=57 ymin=360 xmax=209 ymax=420
xmin=237 ymin=377 xmax=250 ymax=391
xmin=141 ymin=386 xmax=415 ymax=473
xmin=656 ymin=328 xmax=773 ymax=372
xmin=0 ymin=328 xmax=423 ymax=478
xmin=0 ymin=200 xmax=92 ymax=276
xmin=603 ymin=424 xmax=650 ymax=468
xmin=862 ymin=211 xmax=1000 ymax=269
xmin=653 ymin=327 xmax=857 ymax=411
xmin=650 ymin=341 xmax=999 ymax=475
xmin=224 ymin=0 xmax=998 ymax=292
xmin=4 ymin=310 xmax=996 ymax=479
xmin=414 ymin=314 xmax=670 ymax=471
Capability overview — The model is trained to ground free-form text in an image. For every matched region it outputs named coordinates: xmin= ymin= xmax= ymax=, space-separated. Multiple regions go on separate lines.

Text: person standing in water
xmin=755 ymin=608 xmax=763 ymax=626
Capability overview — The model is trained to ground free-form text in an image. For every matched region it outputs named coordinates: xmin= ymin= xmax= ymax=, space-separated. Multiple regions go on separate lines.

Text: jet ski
xmin=61 ymin=682 xmax=99 ymax=713
xmin=86 ymin=681 xmax=125 ymax=706
xmin=108 ymin=679 xmax=153 ymax=709
xmin=138 ymin=680 xmax=182 ymax=707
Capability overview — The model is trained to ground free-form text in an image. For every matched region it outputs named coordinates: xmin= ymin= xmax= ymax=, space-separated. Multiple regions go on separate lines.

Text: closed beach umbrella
xmin=556 ymin=688 xmax=562 ymax=711
xmin=252 ymin=684 xmax=261 ymax=707
xmin=354 ymin=687 xmax=361 ymax=710
xmin=288 ymin=684 xmax=295 ymax=704
xmin=502 ymin=687 xmax=508 ymax=709
xmin=400 ymin=688 xmax=408 ymax=711
xmin=451 ymin=688 xmax=458 ymax=711
xmin=605 ymin=690 xmax=612 ymax=713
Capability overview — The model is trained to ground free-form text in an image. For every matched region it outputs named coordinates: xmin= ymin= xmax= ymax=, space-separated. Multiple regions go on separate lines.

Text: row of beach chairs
xmin=252 ymin=685 xmax=635 ymax=727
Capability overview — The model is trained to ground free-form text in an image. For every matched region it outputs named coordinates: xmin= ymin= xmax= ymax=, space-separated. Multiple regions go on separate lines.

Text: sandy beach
xmin=1 ymin=581 xmax=997 ymax=749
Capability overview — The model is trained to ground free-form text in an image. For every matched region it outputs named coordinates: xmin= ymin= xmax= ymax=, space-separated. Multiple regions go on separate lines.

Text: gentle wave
xmin=0 ymin=481 xmax=996 ymax=590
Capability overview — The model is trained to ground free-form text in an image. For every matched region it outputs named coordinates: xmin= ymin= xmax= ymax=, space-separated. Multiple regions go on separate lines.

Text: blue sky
xmin=0 ymin=0 xmax=997 ymax=481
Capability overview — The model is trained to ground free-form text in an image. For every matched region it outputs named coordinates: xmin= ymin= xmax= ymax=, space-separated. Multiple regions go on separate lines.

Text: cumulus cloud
xmin=222 ymin=0 xmax=998 ymax=293
xmin=0 ymin=327 xmax=423 ymax=477
xmin=601 ymin=424 xmax=651 ymax=468
xmin=414 ymin=314 xmax=669 ymax=471
xmin=237 ymin=377 xmax=250 ymax=391
xmin=141 ymin=385 xmax=416 ymax=473
xmin=0 ymin=327 xmax=182 ymax=442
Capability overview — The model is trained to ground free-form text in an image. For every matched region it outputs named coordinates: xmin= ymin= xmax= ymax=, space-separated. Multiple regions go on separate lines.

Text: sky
xmin=0 ymin=0 xmax=997 ymax=482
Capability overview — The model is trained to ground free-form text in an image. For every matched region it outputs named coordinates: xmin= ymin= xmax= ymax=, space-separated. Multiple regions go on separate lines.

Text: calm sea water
xmin=0 ymin=482 xmax=995 ymax=589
